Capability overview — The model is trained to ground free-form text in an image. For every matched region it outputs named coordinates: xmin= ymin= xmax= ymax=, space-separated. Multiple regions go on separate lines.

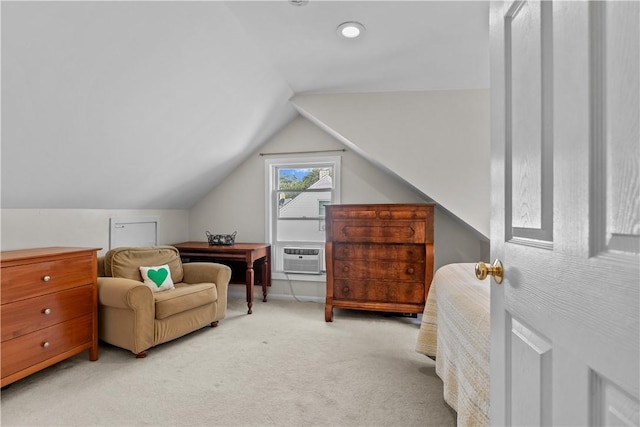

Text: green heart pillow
xmin=139 ymin=264 xmax=175 ymax=292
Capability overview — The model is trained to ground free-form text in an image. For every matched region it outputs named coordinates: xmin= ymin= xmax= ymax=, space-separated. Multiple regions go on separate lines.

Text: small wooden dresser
xmin=1 ymin=247 xmax=100 ymax=386
xmin=324 ymin=203 xmax=435 ymax=322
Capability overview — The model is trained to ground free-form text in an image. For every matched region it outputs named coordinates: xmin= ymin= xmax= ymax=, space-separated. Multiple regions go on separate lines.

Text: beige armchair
xmin=97 ymin=246 xmax=231 ymax=358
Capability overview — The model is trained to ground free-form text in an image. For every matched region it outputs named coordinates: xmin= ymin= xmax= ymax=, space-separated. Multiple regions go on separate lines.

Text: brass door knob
xmin=475 ymin=259 xmax=504 ymax=284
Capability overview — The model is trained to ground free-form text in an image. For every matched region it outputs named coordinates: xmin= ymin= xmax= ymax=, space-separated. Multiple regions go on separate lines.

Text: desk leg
xmin=246 ymin=264 xmax=254 ymax=314
xmin=261 ymin=258 xmax=269 ymax=302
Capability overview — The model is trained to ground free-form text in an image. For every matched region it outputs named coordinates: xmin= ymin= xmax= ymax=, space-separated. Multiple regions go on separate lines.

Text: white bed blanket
xmin=416 ymin=263 xmax=490 ymax=427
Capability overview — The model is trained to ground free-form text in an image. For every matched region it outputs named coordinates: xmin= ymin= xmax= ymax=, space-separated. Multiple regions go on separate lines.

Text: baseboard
xmin=227 ymin=287 xmax=324 ymax=304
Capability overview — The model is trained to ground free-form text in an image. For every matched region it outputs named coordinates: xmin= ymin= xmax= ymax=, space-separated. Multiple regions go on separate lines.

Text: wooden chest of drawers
xmin=1 ymin=247 xmax=100 ymax=386
xmin=324 ymin=204 xmax=435 ymax=321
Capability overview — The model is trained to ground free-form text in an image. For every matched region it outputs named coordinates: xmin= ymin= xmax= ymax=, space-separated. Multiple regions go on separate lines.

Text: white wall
xmin=0 ymin=209 xmax=189 ymax=256
xmin=190 ymin=115 xmax=488 ymax=302
xmin=292 ymin=89 xmax=491 ymax=238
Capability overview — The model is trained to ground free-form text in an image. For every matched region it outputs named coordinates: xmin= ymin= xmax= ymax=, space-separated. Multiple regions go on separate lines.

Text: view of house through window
xmin=265 ymin=157 xmax=341 ymax=276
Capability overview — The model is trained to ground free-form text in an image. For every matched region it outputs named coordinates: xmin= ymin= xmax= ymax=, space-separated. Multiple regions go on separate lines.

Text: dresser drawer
xmin=330 ymin=220 xmax=426 ymax=244
xmin=1 ymin=314 xmax=93 ymax=379
xmin=330 ymin=207 xmax=429 ymax=220
xmin=333 ymin=279 xmax=425 ymax=304
xmin=333 ymin=260 xmax=425 ymax=282
xmin=1 ymin=286 xmax=94 ymax=341
xmin=1 ymin=256 xmax=94 ymax=304
xmin=333 ymin=243 xmax=424 ymax=261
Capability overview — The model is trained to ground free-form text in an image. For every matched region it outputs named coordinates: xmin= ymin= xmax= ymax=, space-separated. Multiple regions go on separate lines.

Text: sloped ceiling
xmin=1 ymin=1 xmax=295 ymax=208
xmin=1 ymin=1 xmax=489 ymax=210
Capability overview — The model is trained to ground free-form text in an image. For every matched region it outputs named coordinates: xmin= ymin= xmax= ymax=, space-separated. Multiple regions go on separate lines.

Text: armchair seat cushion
xmin=154 ymin=283 xmax=218 ymax=320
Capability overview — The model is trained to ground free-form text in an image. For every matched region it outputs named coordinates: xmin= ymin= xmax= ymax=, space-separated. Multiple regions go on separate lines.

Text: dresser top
xmin=327 ymin=203 xmax=436 ymax=209
xmin=1 ymin=247 xmax=101 ymax=266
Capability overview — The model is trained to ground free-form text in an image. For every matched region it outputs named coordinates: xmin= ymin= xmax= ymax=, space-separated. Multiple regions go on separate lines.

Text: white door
xmin=489 ymin=1 xmax=639 ymax=425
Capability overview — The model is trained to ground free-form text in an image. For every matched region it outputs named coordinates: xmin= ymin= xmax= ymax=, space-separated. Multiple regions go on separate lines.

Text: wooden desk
xmin=172 ymin=242 xmax=271 ymax=314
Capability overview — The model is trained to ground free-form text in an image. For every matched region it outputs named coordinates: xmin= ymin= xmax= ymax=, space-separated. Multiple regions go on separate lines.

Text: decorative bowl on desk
xmin=206 ymin=231 xmax=237 ymax=246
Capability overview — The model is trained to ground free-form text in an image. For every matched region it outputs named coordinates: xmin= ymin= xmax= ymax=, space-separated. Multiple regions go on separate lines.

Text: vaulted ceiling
xmin=1 ymin=1 xmax=489 ymax=209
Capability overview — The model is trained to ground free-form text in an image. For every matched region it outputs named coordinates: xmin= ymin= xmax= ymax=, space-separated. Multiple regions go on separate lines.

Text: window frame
xmin=264 ymin=156 xmax=341 ymax=279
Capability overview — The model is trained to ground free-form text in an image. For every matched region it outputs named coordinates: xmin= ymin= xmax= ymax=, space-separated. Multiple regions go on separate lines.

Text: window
xmin=265 ymin=156 xmax=341 ymax=277
xmin=318 ymin=200 xmax=330 ymax=216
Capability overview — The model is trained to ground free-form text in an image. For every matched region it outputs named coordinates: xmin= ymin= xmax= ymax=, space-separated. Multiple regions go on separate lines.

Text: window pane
xmin=278 ymin=190 xmax=332 ymax=219
xmin=277 ymin=218 xmax=326 ymax=242
xmin=277 ymin=167 xmax=333 ymax=190
xmin=277 ymin=167 xmax=333 ymax=220
xmin=319 ymin=200 xmax=330 ymax=216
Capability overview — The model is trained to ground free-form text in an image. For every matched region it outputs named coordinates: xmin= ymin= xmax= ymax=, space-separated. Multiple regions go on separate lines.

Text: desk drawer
xmin=1 ymin=256 xmax=94 ymax=304
xmin=1 ymin=314 xmax=93 ymax=379
xmin=1 ymin=286 xmax=94 ymax=341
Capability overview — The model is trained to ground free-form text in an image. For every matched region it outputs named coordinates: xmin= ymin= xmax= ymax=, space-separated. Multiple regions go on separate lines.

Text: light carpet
xmin=0 ymin=298 xmax=456 ymax=426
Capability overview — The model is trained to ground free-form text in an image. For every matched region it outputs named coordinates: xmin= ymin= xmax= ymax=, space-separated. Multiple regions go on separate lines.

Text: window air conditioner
xmin=283 ymin=247 xmax=322 ymax=274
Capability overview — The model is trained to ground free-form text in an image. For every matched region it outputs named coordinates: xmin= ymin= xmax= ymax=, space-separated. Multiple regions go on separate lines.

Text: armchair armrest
xmin=182 ymin=262 xmax=231 ymax=286
xmin=97 ymin=277 xmax=155 ymax=355
xmin=97 ymin=277 xmax=154 ymax=311
xmin=182 ymin=262 xmax=231 ymax=318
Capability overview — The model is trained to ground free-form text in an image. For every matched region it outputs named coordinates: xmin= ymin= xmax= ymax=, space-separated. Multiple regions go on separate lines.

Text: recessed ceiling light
xmin=337 ymin=21 xmax=365 ymax=39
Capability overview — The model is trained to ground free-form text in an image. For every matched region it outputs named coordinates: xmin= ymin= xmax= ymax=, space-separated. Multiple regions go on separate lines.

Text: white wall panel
xmin=0 ymin=209 xmax=188 ymax=256
xmin=291 ymin=90 xmax=490 ymax=238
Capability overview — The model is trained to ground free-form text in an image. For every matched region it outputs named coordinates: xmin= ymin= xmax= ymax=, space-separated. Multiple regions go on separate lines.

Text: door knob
xmin=475 ymin=259 xmax=504 ymax=284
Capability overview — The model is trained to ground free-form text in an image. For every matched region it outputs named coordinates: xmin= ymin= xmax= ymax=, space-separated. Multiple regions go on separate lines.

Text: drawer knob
xmin=42 ymin=341 xmax=50 ymax=348
xmin=406 ymin=267 xmax=415 ymax=274
xmin=343 ymin=266 xmax=350 ymax=272
xmin=342 ymin=286 xmax=349 ymax=293
xmin=43 ymin=275 xmax=51 ymax=282
xmin=43 ymin=308 xmax=52 ymax=315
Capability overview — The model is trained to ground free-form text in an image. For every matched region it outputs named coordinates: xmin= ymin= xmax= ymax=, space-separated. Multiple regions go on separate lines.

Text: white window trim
xmin=264 ymin=156 xmax=341 ymax=281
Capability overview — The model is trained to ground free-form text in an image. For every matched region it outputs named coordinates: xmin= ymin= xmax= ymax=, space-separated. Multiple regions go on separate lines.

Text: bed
xmin=416 ymin=263 xmax=490 ymax=427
